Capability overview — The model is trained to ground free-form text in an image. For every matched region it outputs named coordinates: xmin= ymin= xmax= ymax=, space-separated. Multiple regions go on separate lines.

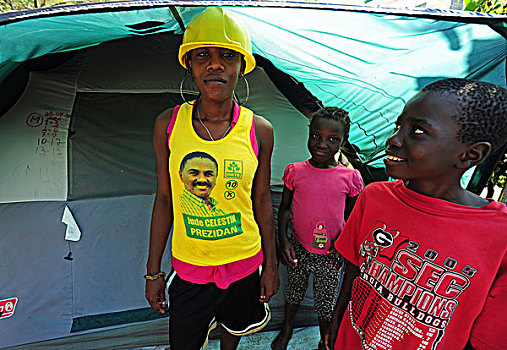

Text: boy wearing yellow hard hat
xmin=145 ymin=7 xmax=279 ymax=349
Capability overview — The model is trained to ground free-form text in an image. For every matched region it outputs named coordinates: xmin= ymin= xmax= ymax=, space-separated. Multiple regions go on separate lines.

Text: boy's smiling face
xmin=384 ymin=91 xmax=467 ymax=186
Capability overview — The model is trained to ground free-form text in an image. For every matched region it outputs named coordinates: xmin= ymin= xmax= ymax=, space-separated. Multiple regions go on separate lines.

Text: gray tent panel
xmin=0 ymin=201 xmax=72 ymax=346
xmin=70 ymin=195 xmax=158 ymax=317
xmin=67 ymin=194 xmax=173 ymax=342
xmin=77 ymin=33 xmax=183 ymax=91
xmin=1 ymin=196 xmax=174 ymax=348
xmin=69 ymin=93 xmax=166 ymax=200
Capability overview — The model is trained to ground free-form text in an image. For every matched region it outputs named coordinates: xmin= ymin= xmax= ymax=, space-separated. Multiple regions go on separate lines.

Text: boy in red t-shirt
xmin=325 ymin=78 xmax=507 ymax=350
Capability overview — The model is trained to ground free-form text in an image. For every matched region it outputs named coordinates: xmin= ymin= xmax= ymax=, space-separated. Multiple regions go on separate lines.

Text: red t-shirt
xmin=334 ymin=180 xmax=507 ymax=350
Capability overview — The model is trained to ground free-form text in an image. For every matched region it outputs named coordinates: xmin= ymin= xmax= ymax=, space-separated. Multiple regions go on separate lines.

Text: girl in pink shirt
xmin=272 ymin=107 xmax=363 ymax=350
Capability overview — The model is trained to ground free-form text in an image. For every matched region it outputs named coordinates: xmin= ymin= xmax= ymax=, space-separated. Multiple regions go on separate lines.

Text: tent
xmin=1 ymin=1 xmax=506 ymax=348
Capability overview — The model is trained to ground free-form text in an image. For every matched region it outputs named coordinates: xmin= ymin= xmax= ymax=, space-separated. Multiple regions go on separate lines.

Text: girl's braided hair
xmin=309 ymin=107 xmax=351 ymax=140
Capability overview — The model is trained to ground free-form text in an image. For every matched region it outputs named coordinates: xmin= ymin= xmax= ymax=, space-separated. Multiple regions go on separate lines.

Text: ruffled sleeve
xmin=348 ymin=169 xmax=364 ymax=197
xmin=281 ymin=163 xmax=295 ymax=191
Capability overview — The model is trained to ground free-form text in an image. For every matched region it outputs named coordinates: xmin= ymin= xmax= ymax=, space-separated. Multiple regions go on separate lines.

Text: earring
xmin=179 ymin=71 xmax=196 ymax=105
xmin=233 ymin=75 xmax=250 ymax=106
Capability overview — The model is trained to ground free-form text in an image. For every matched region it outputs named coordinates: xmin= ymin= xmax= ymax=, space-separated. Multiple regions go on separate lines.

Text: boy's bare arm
xmin=252 ymin=115 xmax=279 ymax=303
xmin=344 ymin=195 xmax=358 ymax=221
xmin=324 ymin=259 xmax=359 ymax=350
xmin=145 ymin=111 xmax=173 ymax=314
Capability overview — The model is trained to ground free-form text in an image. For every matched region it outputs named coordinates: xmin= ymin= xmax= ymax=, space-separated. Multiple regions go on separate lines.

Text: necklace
xmin=196 ymin=106 xmax=232 ymax=141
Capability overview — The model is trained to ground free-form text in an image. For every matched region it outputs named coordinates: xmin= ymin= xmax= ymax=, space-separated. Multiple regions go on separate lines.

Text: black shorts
xmin=168 ymin=268 xmax=271 ymax=350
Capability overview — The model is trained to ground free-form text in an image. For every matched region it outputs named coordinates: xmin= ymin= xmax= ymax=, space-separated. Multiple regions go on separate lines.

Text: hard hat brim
xmin=178 ymin=42 xmax=256 ymax=74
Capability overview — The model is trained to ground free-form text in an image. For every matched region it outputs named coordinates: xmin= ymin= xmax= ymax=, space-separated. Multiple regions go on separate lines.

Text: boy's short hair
xmin=422 ymin=78 xmax=507 ymax=151
xmin=309 ymin=107 xmax=351 ymax=137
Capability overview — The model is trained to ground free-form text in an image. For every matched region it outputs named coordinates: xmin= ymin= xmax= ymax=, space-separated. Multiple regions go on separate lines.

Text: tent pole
xmin=169 ymin=5 xmax=185 ymax=32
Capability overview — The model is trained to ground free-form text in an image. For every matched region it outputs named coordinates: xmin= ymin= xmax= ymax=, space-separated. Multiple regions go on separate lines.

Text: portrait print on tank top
xmin=178 ymin=151 xmax=243 ymax=241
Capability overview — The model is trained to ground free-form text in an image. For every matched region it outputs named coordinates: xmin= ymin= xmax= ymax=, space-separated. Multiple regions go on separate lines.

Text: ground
xmin=136 ymin=326 xmax=321 ymax=350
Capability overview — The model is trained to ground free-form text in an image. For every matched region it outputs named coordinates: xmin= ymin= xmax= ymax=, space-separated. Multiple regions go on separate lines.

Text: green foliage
xmin=1 ymin=0 xmax=103 ymax=12
xmin=0 ymin=0 xmax=31 ymax=12
xmin=482 ymin=0 xmax=507 ymax=13
xmin=464 ymin=0 xmax=507 ymax=14
xmin=493 ymin=154 xmax=507 ymax=188
xmin=487 ymin=153 xmax=507 ymax=197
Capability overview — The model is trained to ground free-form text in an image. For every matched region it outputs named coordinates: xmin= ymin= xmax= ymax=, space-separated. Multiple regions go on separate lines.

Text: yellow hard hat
xmin=178 ymin=7 xmax=256 ymax=74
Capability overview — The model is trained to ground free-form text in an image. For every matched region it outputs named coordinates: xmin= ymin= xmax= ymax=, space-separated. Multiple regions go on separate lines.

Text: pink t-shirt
xmin=168 ymin=101 xmax=262 ymax=289
xmin=334 ymin=180 xmax=507 ymax=350
xmin=282 ymin=159 xmax=363 ymax=254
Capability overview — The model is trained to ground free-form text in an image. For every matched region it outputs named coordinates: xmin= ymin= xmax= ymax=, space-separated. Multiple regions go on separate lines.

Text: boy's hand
xmin=259 ymin=266 xmax=279 ymax=302
xmin=279 ymin=239 xmax=298 ymax=267
xmin=325 ymin=260 xmax=359 ymax=350
xmin=323 ymin=316 xmax=341 ymax=350
xmin=323 ymin=327 xmax=337 ymax=350
xmin=145 ymin=278 xmax=167 ymax=314
xmin=327 ymin=245 xmax=343 ymax=272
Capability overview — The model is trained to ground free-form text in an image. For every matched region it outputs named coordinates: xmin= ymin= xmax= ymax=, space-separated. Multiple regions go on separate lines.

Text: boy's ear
xmin=457 ymin=142 xmax=492 ymax=169
xmin=185 ymin=53 xmax=193 ymax=76
xmin=240 ymin=58 xmax=246 ymax=77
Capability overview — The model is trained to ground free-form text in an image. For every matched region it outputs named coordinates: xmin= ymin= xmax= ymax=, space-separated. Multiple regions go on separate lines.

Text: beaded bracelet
xmin=143 ymin=271 xmax=166 ymax=280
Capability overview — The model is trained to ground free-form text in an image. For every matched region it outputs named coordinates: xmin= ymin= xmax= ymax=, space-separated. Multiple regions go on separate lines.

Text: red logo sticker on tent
xmin=0 ymin=297 xmax=18 ymax=319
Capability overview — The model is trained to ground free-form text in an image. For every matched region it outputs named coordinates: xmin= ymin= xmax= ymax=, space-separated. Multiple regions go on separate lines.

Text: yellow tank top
xmin=169 ymin=101 xmax=261 ymax=266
